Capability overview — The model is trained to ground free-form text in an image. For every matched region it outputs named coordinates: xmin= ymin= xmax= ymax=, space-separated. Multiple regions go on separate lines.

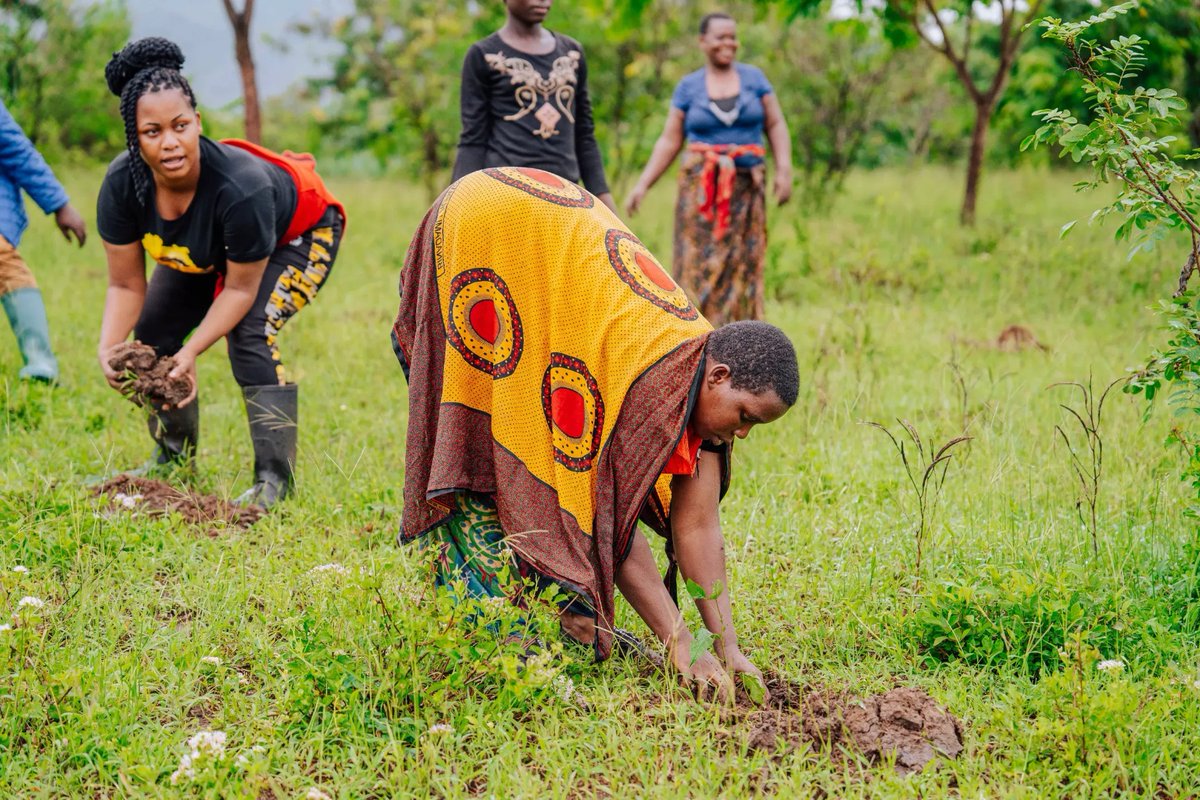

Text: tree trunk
xmin=222 ymin=0 xmax=261 ymax=144
xmin=961 ymin=102 xmax=992 ymax=226
xmin=422 ymin=124 xmax=440 ymax=203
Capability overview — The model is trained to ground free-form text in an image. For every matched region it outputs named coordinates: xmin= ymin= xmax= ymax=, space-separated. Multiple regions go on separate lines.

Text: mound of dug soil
xmin=91 ymin=475 xmax=264 ymax=530
xmin=741 ymin=674 xmax=963 ymax=774
xmin=995 ymin=324 xmax=1049 ymax=352
xmin=107 ymin=341 xmax=192 ymax=408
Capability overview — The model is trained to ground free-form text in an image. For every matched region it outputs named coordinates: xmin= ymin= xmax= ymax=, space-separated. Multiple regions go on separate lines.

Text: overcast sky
xmin=125 ymin=0 xmax=352 ymax=106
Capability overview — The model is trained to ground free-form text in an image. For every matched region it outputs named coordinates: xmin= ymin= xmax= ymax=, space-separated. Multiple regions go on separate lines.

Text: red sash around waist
xmin=687 ymin=142 xmax=765 ymax=241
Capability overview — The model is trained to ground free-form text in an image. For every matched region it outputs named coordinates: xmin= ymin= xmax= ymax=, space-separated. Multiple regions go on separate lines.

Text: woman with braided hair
xmin=95 ymin=37 xmax=346 ymax=509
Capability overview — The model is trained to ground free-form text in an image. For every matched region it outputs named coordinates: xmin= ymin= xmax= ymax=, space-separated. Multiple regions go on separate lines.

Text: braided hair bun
xmin=105 ymin=37 xmax=185 ymax=98
xmin=104 ymin=37 xmax=197 ymax=206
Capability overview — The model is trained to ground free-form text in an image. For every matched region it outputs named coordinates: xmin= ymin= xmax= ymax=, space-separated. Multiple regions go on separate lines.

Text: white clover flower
xmin=200 ymin=656 xmax=221 ymax=666
xmin=305 ymin=788 xmax=333 ymax=800
xmin=428 ymin=722 xmax=453 ymax=736
xmin=187 ymin=729 xmax=228 ymax=760
xmin=553 ymin=674 xmax=576 ymax=704
xmin=170 ymin=752 xmax=195 ymax=785
xmin=1192 ymin=678 xmax=1200 ymax=691
xmin=0 ymin=623 xmax=11 ymax=633
xmin=11 ymin=565 xmax=28 ymax=574
xmin=234 ymin=744 xmax=266 ymax=769
xmin=308 ymin=563 xmax=349 ymax=576
xmin=16 ymin=596 xmax=45 ymax=610
xmin=1097 ymin=659 xmax=1125 ymax=673
xmin=113 ymin=491 xmax=143 ymax=509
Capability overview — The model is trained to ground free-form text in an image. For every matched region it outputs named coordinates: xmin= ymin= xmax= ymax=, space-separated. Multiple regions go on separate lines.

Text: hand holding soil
xmin=670 ymin=640 xmax=735 ymax=704
xmin=104 ymin=341 xmax=195 ymax=410
xmin=720 ymin=646 xmax=771 ymax=704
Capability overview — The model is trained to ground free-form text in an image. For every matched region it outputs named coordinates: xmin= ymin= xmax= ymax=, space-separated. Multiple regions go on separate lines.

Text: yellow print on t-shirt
xmin=142 ymin=233 xmax=212 ymax=274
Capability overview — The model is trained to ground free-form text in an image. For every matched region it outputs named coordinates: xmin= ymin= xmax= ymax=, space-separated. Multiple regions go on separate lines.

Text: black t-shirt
xmin=451 ymin=31 xmax=610 ymax=196
xmin=97 ymin=136 xmax=297 ymax=275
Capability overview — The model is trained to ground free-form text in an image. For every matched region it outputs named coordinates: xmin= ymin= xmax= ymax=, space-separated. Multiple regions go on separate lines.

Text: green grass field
xmin=4 ymin=165 xmax=1200 ymax=798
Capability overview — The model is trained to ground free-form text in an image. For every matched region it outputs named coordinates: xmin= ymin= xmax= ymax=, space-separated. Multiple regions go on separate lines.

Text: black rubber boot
xmin=133 ymin=399 xmax=199 ymax=474
xmin=236 ymin=384 xmax=297 ymax=510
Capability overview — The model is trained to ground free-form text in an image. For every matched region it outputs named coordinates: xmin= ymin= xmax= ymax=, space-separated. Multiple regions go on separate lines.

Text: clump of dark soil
xmin=91 ymin=475 xmax=263 ymax=531
xmin=107 ymin=341 xmax=193 ymax=408
xmin=740 ymin=673 xmax=963 ymax=774
xmin=995 ymin=324 xmax=1049 ymax=352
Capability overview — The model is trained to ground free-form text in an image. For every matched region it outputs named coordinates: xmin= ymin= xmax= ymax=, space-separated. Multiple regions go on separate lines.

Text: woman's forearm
xmin=673 ymin=521 xmax=738 ymax=653
xmin=177 ymin=286 xmax=256 ymax=359
xmin=766 ymin=118 xmax=792 ymax=177
xmin=633 ymin=136 xmax=684 ymax=194
xmin=615 ymin=528 xmax=690 ymax=648
xmin=98 ymin=284 xmax=146 ymax=353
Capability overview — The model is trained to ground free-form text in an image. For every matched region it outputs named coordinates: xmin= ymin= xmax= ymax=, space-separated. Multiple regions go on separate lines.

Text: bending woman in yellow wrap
xmin=392 ymin=166 xmax=798 ymax=700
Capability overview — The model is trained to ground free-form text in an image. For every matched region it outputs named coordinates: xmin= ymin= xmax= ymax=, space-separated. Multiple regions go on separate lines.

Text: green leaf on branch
xmin=741 ymin=672 xmax=767 ymax=706
xmin=688 ymin=628 xmax=715 ymax=666
xmin=685 ymin=578 xmax=723 ymax=601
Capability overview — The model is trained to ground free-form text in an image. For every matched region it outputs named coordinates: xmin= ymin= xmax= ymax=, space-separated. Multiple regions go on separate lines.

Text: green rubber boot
xmin=1 ymin=287 xmax=58 ymax=382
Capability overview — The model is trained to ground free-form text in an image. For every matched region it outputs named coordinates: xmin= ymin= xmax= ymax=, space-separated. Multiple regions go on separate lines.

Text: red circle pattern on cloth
xmin=541 ymin=352 xmax=605 ymax=472
xmin=482 ymin=166 xmax=596 ymax=208
xmin=604 ymin=229 xmax=699 ymax=320
xmin=446 ymin=267 xmax=524 ymax=377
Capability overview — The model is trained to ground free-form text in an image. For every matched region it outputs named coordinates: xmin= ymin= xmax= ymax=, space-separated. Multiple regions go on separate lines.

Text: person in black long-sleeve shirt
xmin=451 ymin=0 xmax=617 ymax=215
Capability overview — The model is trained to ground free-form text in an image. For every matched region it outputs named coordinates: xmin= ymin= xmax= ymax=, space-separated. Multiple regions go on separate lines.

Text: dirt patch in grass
xmin=92 ymin=475 xmax=263 ymax=531
xmin=106 ymin=341 xmax=193 ymax=408
xmin=995 ymin=324 xmax=1049 ymax=352
xmin=740 ymin=673 xmax=963 ymax=774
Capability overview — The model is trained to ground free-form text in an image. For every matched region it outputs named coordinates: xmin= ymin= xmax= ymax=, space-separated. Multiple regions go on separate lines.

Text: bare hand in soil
xmin=104 ymin=341 xmax=195 ymax=410
xmin=721 ymin=646 xmax=771 ymax=704
xmin=671 ymin=645 xmax=734 ymax=704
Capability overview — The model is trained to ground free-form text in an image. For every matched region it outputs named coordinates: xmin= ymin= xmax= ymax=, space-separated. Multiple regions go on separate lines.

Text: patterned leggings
xmin=428 ymin=492 xmax=594 ymax=618
xmin=134 ymin=206 xmax=343 ymax=387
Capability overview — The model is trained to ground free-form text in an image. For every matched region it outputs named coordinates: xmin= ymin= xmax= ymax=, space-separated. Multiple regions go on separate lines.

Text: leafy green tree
xmin=295 ymin=0 xmax=496 ymax=198
xmin=0 ymin=0 xmax=129 ymax=160
xmin=764 ymin=11 xmax=946 ymax=207
xmin=1025 ymin=2 xmax=1200 ymax=509
xmin=996 ymin=0 xmax=1198 ymax=162
xmin=565 ymin=0 xmax=692 ymax=194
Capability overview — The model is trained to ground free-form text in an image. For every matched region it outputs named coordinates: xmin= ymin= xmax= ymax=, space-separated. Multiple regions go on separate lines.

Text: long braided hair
xmin=104 ymin=38 xmax=198 ymax=207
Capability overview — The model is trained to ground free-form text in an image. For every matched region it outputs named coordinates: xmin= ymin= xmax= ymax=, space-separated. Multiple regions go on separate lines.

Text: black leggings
xmin=135 ymin=206 xmax=343 ymax=387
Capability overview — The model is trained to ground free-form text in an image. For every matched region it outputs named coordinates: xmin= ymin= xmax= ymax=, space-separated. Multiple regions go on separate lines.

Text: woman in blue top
xmin=625 ymin=12 xmax=792 ymax=325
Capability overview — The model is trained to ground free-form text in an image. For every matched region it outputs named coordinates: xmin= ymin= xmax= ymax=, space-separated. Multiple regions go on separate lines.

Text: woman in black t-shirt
xmin=96 ymin=38 xmax=346 ymax=510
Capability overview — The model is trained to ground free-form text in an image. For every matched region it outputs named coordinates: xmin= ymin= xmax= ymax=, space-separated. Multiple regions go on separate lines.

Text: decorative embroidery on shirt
xmin=486 ymin=49 xmax=581 ymax=139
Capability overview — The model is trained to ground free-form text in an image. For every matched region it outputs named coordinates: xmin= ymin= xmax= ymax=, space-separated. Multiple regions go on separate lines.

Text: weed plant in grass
xmin=3 ymin=166 xmax=1200 ymax=796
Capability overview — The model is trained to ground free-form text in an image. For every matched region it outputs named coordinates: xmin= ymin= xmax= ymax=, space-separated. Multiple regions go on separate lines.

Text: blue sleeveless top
xmin=670 ymin=63 xmax=774 ymax=167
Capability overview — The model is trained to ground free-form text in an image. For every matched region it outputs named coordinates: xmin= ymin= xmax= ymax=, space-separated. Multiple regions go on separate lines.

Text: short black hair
xmin=699 ymin=12 xmax=734 ymax=35
xmin=104 ymin=37 xmax=197 ymax=207
xmin=707 ymin=321 xmax=799 ymax=406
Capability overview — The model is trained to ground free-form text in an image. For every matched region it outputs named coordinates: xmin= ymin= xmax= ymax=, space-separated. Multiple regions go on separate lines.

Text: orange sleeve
xmin=662 ymin=426 xmax=702 ymax=476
